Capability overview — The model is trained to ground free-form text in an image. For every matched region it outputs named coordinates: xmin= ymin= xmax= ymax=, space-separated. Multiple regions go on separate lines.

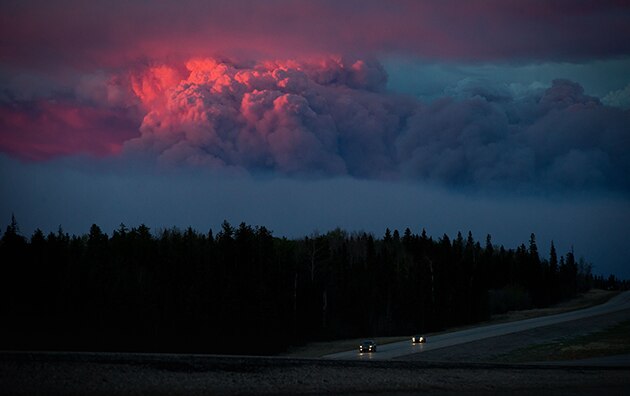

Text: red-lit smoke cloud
xmin=1 ymin=0 xmax=630 ymax=192
xmin=125 ymin=58 xmax=403 ymax=176
xmin=119 ymin=58 xmax=630 ymax=191
xmin=0 ymin=101 xmax=139 ymax=161
xmin=1 ymin=56 xmax=629 ymax=192
xmin=0 ymin=72 xmax=141 ymax=160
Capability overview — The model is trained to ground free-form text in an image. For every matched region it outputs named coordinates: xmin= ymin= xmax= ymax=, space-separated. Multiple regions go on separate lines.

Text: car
xmin=359 ymin=340 xmax=376 ymax=353
xmin=411 ymin=335 xmax=426 ymax=344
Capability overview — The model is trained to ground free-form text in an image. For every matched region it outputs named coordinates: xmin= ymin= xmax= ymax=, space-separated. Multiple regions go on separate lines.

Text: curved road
xmin=325 ymin=291 xmax=630 ymax=360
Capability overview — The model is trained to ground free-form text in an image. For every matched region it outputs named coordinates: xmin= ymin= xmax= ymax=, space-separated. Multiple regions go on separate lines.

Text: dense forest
xmin=0 ymin=215 xmax=624 ymax=354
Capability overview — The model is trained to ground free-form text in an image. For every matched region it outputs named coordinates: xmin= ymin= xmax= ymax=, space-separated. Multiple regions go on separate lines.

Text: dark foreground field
xmin=4 ymin=293 xmax=629 ymax=395
xmin=1 ymin=351 xmax=629 ymax=396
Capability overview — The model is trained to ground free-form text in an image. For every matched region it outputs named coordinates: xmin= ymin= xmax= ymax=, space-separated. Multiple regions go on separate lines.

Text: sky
xmin=1 ymin=0 xmax=629 ymax=278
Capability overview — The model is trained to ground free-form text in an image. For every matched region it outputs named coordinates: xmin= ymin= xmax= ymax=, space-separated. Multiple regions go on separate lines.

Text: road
xmin=325 ymin=290 xmax=630 ymax=360
xmin=2 ymin=292 xmax=629 ymax=395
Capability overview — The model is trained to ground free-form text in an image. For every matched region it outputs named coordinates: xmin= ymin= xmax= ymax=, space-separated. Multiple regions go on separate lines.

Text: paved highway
xmin=325 ymin=291 xmax=630 ymax=360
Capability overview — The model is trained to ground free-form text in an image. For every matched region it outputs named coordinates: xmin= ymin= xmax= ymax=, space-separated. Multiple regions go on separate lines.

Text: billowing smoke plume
xmin=123 ymin=58 xmax=630 ymax=192
xmin=1 ymin=56 xmax=628 ymax=193
xmin=126 ymin=58 xmax=409 ymax=177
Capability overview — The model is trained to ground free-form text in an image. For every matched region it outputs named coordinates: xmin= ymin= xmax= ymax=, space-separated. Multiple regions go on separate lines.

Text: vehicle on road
xmin=359 ymin=340 xmax=376 ymax=353
xmin=411 ymin=335 xmax=426 ymax=344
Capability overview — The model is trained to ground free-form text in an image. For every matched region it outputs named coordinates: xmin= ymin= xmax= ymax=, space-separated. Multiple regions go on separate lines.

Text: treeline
xmin=0 ymin=216 xmax=621 ymax=354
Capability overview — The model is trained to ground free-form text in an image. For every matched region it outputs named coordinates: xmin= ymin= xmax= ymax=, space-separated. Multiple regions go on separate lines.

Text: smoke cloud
xmin=1 ymin=56 xmax=629 ymax=193
xmin=399 ymin=79 xmax=630 ymax=192
xmin=125 ymin=58 xmax=409 ymax=177
xmin=0 ymin=100 xmax=139 ymax=160
xmin=117 ymin=58 xmax=630 ymax=193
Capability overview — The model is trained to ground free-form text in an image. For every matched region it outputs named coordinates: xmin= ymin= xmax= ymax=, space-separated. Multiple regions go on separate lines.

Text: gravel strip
xmin=2 ymin=352 xmax=630 ymax=395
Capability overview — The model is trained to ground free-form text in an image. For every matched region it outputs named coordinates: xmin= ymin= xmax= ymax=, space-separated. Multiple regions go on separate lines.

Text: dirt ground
xmin=1 ymin=352 xmax=630 ymax=396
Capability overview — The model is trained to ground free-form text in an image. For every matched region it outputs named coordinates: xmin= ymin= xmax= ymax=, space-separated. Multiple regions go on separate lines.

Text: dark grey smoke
xmin=399 ymin=79 xmax=630 ymax=192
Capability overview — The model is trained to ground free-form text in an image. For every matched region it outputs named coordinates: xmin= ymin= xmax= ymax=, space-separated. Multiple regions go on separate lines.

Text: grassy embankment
xmin=498 ymin=319 xmax=630 ymax=362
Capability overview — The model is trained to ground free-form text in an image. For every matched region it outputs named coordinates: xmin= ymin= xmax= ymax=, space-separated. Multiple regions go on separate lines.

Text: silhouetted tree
xmin=0 ymin=216 xmax=612 ymax=355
